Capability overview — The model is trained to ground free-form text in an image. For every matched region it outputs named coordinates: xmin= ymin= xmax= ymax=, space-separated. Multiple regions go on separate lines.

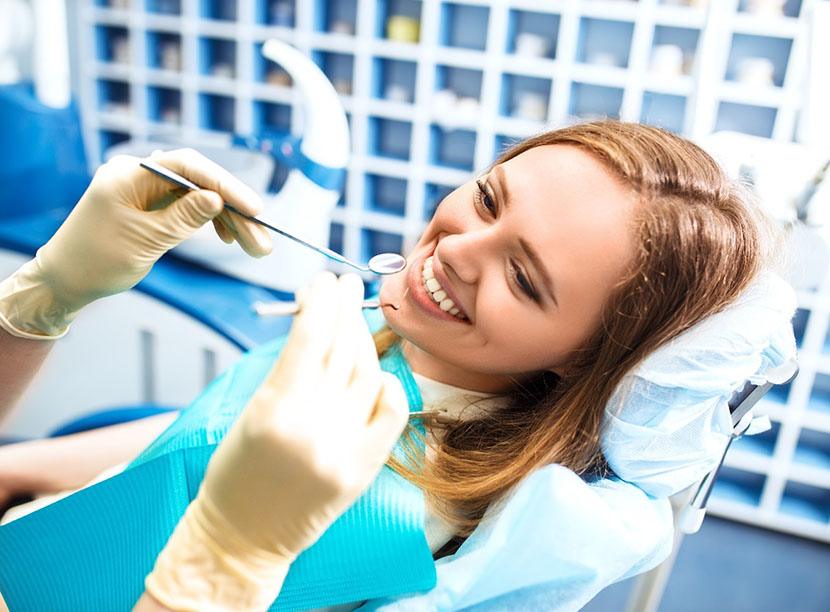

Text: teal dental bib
xmin=0 ymin=338 xmax=436 ymax=611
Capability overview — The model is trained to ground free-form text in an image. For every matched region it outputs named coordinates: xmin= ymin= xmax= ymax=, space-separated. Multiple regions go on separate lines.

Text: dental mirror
xmin=140 ymin=159 xmax=407 ymax=276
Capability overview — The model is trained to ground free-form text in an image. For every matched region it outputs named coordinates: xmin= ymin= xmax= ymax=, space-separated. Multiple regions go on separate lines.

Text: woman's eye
xmin=512 ymin=263 xmax=540 ymax=302
xmin=475 ymin=179 xmax=497 ymax=215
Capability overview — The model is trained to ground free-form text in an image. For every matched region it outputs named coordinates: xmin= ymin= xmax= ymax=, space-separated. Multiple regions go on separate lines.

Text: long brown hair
xmin=378 ymin=120 xmax=777 ymax=536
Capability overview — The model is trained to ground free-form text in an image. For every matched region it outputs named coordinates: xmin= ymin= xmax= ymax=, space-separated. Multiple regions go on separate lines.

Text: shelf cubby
xmin=368 ymin=117 xmax=413 ymax=160
xmin=97 ymin=79 xmax=131 ymax=115
xmin=329 ymin=221 xmax=344 ymax=254
xmin=147 ymin=31 xmax=182 ymax=71
xmin=779 ymin=481 xmax=830 ymax=523
xmin=725 ymin=33 xmax=792 ymax=88
xmin=313 ymin=51 xmax=355 ymax=96
xmin=258 ymin=0 xmax=295 ymax=27
xmin=732 ymin=421 xmax=781 ymax=457
xmin=711 ymin=465 xmax=767 ymax=507
xmin=715 ymin=102 xmax=777 ymax=138
xmin=96 ymin=25 xmax=130 ymax=64
xmin=808 ymin=374 xmax=830 ymax=416
xmin=766 ymin=379 xmax=793 ymax=406
xmin=373 ymin=58 xmax=417 ymax=102
xmin=147 ymin=86 xmax=182 ymax=124
xmin=199 ymin=37 xmax=236 ymax=79
xmin=650 ymin=25 xmax=699 ymax=76
xmin=201 ymin=0 xmax=237 ymax=21
xmin=431 ymin=66 xmax=483 ymax=128
xmin=100 ymin=129 xmax=131 ymax=155
xmin=430 ymin=126 xmax=476 ymax=170
xmin=500 ymin=73 xmax=551 ymax=121
xmin=576 ymin=18 xmax=634 ymax=68
xmin=793 ymin=428 xmax=830 ymax=471
xmin=378 ymin=0 xmax=423 ymax=42
xmin=424 ymin=182 xmax=455 ymax=220
xmin=793 ymin=307 xmax=809 ymax=347
xmin=440 ymin=2 xmax=489 ymax=51
xmin=569 ymin=82 xmax=624 ymax=120
xmin=199 ymin=93 xmax=235 ymax=132
xmin=362 ymin=228 xmax=404 ymax=261
xmin=640 ymin=92 xmax=686 ymax=133
xmin=365 ymin=174 xmax=407 ymax=216
xmin=506 ymin=8 xmax=559 ymax=59
xmin=494 ymin=134 xmax=519 ymax=157
xmin=317 ymin=0 xmax=358 ymax=35
xmin=146 ymin=0 xmax=181 ymax=15
xmin=253 ymin=100 xmax=291 ymax=133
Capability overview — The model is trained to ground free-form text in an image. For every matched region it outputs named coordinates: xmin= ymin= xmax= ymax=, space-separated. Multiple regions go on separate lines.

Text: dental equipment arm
xmin=0 ymin=149 xmax=271 ymax=419
xmin=140 ymin=273 xmax=408 ymax=611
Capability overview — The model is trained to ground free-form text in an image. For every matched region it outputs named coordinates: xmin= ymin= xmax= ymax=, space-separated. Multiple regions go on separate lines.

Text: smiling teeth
xmin=422 ymin=256 xmax=466 ymax=320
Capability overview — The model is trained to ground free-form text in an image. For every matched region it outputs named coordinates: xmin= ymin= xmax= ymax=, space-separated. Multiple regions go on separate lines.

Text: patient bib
xmin=0 ymin=339 xmax=436 ymax=611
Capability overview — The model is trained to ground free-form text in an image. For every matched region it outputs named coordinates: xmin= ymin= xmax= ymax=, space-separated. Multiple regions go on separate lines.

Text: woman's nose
xmin=435 ymin=229 xmax=491 ymax=286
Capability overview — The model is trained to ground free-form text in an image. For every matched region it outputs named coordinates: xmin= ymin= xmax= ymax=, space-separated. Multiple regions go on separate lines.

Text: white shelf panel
xmin=571 ymin=62 xmax=629 ymax=87
xmin=653 ymin=5 xmax=707 ymax=28
xmin=708 ymin=499 xmax=830 ymax=543
xmin=579 ymin=0 xmax=642 ymax=22
xmin=731 ymin=13 xmax=801 ymax=38
xmin=144 ymin=14 xmax=188 ymax=32
xmin=718 ymin=81 xmax=788 ymax=107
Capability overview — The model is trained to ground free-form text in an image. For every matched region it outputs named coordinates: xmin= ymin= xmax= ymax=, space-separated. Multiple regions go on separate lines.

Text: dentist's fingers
xmin=212 ymin=217 xmax=234 ymax=244
xmin=363 ymin=372 xmax=409 ymax=461
xmin=148 ymin=149 xmax=263 ymax=217
xmin=148 ymin=149 xmax=273 ymax=257
xmin=323 ymin=274 xmax=367 ymax=390
xmin=343 ymin=321 xmax=384 ymax=428
xmin=273 ymin=273 xmax=339 ymax=382
xmin=217 ymin=209 xmax=273 ymax=257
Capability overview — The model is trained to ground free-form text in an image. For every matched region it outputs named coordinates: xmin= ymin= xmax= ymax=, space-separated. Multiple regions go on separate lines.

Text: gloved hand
xmin=0 ymin=149 xmax=272 ymax=339
xmin=144 ymin=273 xmax=409 ymax=611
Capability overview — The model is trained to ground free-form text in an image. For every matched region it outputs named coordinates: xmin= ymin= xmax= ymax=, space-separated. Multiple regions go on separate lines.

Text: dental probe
xmin=139 ymin=159 xmax=407 ymax=276
xmin=254 ymin=287 xmax=409 ymax=317
xmin=254 ymin=298 xmax=382 ymax=316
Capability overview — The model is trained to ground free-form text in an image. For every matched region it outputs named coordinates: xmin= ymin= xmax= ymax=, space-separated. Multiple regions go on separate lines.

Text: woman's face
xmin=381 ymin=144 xmax=636 ymax=392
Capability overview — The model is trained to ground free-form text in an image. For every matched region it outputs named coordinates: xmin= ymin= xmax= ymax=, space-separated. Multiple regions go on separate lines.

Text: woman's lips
xmin=428 ymin=257 xmax=470 ymax=320
xmin=407 ymin=249 xmax=471 ymax=324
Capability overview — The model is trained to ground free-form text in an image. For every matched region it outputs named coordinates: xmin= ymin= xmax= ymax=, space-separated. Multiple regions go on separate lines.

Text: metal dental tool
xmin=254 ymin=287 xmax=409 ymax=317
xmin=255 ymin=298 xmax=382 ymax=317
xmin=139 ymin=159 xmax=408 ymax=276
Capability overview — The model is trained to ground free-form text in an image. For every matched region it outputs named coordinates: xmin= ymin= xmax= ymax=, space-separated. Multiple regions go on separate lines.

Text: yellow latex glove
xmin=144 ymin=273 xmax=409 ymax=611
xmin=0 ymin=149 xmax=272 ymax=339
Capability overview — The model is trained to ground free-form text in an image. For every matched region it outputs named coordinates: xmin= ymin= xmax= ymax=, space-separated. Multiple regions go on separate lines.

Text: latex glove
xmin=0 ymin=149 xmax=272 ymax=339
xmin=144 ymin=273 xmax=409 ymax=611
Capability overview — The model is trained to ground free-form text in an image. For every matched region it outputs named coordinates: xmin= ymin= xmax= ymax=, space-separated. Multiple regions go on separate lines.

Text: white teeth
xmin=422 ymin=256 xmax=467 ymax=320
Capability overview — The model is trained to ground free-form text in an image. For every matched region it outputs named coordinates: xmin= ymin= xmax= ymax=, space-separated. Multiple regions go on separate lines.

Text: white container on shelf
xmin=736 ymin=56 xmax=775 ymax=86
xmin=650 ymin=44 xmax=685 ymax=76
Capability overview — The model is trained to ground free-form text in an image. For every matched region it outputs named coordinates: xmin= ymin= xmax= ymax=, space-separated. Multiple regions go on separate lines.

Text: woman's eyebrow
xmin=492 ymin=165 xmax=559 ymax=307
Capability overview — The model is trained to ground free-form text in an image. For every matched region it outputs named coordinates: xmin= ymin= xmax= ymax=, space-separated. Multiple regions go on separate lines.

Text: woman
xmin=0 ymin=120 xmax=782 ymax=609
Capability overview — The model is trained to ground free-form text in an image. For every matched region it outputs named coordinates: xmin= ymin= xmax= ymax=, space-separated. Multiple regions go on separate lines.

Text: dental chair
xmin=625 ymin=368 xmax=798 ymax=612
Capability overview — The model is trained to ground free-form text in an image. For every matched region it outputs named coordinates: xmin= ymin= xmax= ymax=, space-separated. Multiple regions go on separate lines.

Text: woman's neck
xmin=401 ymin=340 xmax=517 ymax=394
